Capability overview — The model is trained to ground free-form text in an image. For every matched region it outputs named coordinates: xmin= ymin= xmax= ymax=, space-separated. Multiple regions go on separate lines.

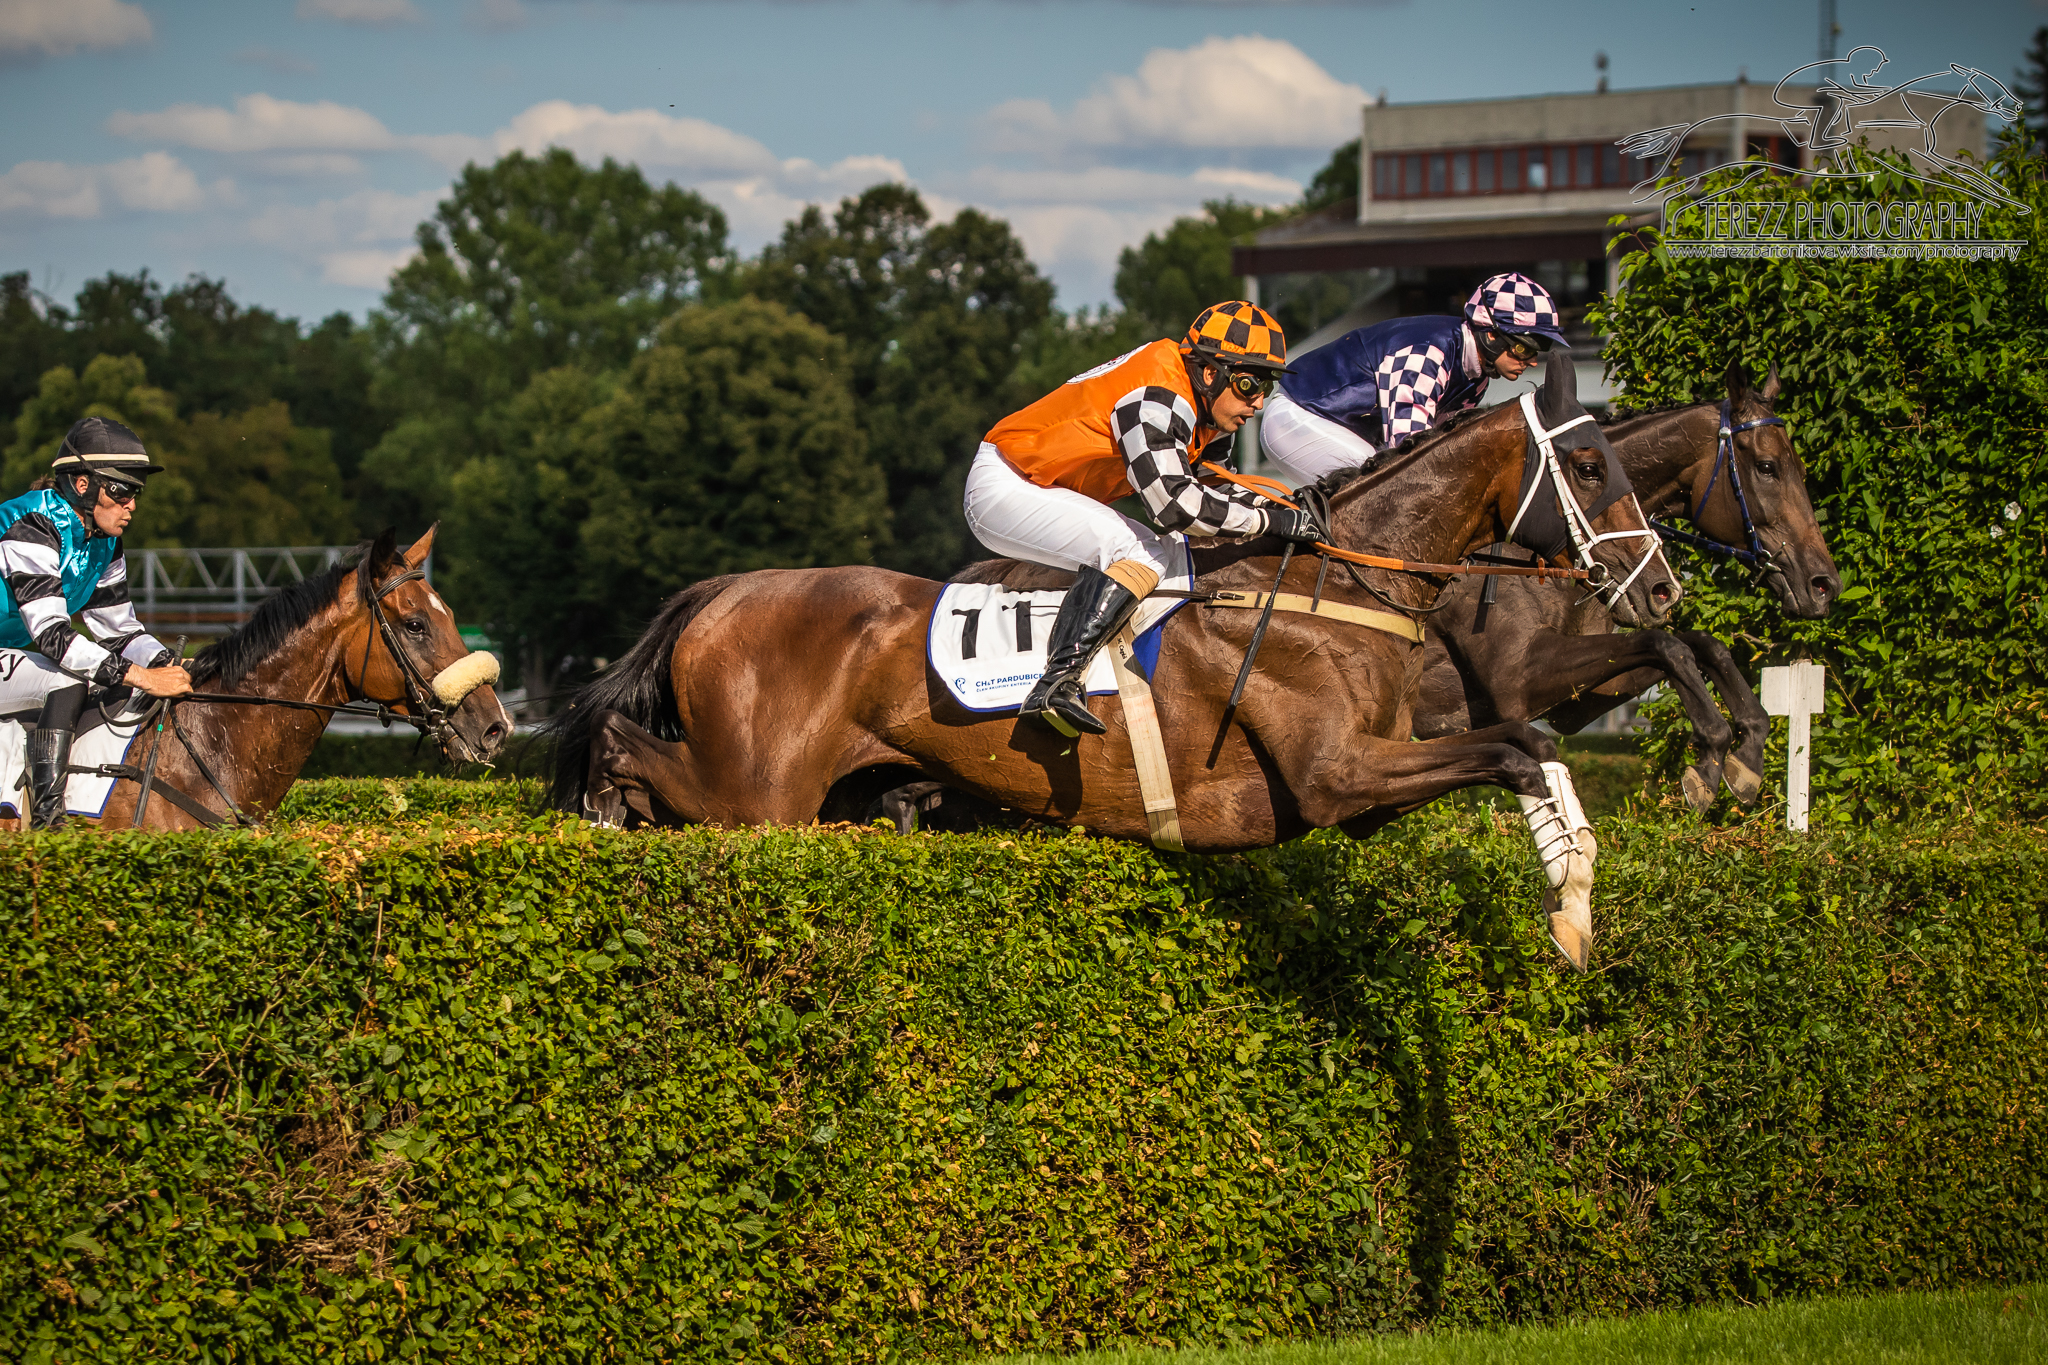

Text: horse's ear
xmin=1725 ymin=358 xmax=1751 ymax=401
xmin=404 ymin=522 xmax=439 ymax=568
xmin=1536 ymin=348 xmax=1578 ymax=423
xmin=366 ymin=527 xmax=399 ymax=582
xmin=1761 ymin=363 xmax=1781 ymax=402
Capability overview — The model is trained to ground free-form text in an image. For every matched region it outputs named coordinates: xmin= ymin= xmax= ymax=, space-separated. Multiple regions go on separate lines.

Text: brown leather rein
xmin=1195 ymin=460 xmax=1591 ymax=582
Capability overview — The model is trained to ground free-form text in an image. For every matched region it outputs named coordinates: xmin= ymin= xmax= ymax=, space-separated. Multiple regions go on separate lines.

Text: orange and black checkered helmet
xmin=1180 ymin=300 xmax=1290 ymax=373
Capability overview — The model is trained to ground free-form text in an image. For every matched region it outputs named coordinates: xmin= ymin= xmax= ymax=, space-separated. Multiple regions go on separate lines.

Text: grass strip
xmin=993 ymin=1284 xmax=2047 ymax=1365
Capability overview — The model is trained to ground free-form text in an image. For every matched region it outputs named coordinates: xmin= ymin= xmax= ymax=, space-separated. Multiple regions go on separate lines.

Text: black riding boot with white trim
xmin=1019 ymin=566 xmax=1141 ymax=738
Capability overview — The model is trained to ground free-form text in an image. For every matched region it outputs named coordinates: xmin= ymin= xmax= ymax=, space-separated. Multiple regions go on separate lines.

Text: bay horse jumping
xmin=953 ymin=363 xmax=1837 ymax=816
xmin=1414 ymin=362 xmax=1839 ymax=810
xmin=548 ymin=358 xmax=1680 ymax=969
xmin=4 ymin=526 xmax=509 ymax=831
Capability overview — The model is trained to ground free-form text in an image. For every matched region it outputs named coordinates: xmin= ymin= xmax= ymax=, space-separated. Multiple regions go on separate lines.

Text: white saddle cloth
xmin=928 ymin=539 xmax=1194 ymax=714
xmin=0 ymin=694 xmax=153 ymax=820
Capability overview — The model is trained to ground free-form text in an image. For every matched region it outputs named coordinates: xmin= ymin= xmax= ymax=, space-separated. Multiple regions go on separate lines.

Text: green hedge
xmin=298 ymin=735 xmax=549 ymax=782
xmin=1591 ymin=143 xmax=2048 ymax=821
xmin=276 ymin=777 xmax=548 ymax=825
xmin=3 ymin=812 xmax=2043 ymax=1362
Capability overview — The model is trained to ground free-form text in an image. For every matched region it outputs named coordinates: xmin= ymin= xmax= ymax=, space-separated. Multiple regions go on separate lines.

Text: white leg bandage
xmin=1518 ymin=793 xmax=1575 ymax=888
xmin=1541 ymin=760 xmax=1592 ymax=837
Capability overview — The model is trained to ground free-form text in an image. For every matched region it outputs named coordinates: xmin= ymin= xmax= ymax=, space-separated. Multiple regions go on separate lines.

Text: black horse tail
xmin=543 ymin=575 xmax=738 ymax=813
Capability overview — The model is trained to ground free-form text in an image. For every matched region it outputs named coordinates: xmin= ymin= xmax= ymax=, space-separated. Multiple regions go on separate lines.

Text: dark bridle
xmin=1649 ymin=398 xmax=1788 ymax=583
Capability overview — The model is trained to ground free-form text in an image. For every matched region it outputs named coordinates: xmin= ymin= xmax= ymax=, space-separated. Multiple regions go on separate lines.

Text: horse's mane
xmin=188 ymin=543 xmax=373 ymax=688
xmin=1599 ymin=399 xmax=1705 ymax=424
xmin=1310 ymin=400 xmax=1518 ymax=504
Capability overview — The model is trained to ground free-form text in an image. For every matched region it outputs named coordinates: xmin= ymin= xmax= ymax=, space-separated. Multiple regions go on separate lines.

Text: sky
xmin=0 ymin=0 xmax=2040 ymax=325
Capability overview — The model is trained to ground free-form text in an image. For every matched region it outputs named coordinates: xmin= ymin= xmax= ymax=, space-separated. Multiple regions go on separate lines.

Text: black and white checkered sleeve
xmin=81 ymin=546 xmax=172 ymax=673
xmin=0 ymin=514 xmax=126 ymax=687
xmin=1112 ymin=385 xmax=1269 ymax=537
xmin=1375 ymin=344 xmax=1454 ymax=443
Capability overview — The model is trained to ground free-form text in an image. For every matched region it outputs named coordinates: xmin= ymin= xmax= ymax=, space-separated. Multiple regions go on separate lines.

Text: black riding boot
xmin=1019 ymin=567 xmax=1142 ymax=738
xmin=27 ymin=683 xmax=86 ymax=832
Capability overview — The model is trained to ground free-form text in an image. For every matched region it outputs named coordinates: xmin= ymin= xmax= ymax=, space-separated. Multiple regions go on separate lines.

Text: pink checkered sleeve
xmin=1375 ymin=344 xmax=1455 ymax=443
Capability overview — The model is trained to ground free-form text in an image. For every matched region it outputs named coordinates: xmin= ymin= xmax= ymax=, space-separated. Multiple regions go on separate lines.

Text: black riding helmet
xmin=50 ymin=416 xmax=163 ymax=516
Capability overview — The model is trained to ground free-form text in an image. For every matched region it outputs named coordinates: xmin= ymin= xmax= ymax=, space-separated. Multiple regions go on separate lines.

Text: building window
xmin=1370 ymin=139 xmax=1719 ymax=200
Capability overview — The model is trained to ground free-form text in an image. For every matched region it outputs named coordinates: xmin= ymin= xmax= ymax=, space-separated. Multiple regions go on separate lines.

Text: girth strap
xmin=63 ymin=762 xmax=232 ymax=829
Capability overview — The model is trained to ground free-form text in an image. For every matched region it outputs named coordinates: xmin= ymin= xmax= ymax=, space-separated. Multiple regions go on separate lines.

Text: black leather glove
xmin=1264 ymin=506 xmax=1324 ymax=546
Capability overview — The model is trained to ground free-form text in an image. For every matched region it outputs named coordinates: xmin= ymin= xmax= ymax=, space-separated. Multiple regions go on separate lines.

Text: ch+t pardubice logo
xmin=1624 ymin=47 xmax=2028 ymax=262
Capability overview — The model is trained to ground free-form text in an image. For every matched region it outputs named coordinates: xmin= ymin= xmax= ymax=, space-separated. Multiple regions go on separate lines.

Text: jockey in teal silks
xmin=0 ymin=417 xmax=192 ymax=829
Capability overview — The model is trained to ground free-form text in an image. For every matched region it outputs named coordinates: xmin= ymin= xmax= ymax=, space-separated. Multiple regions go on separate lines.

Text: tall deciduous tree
xmin=365 ymin=149 xmax=731 ymax=526
xmin=446 ymin=298 xmax=887 ymax=694
xmin=5 ymin=354 xmax=353 ymax=548
xmin=746 ymin=184 xmax=1053 ymax=577
xmin=1301 ymin=138 xmax=1362 ymax=212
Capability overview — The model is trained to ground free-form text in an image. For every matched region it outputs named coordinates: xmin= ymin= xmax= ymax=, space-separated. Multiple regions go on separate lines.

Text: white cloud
xmin=0 ymin=152 xmax=212 ymax=218
xmin=108 ymin=93 xmax=399 ymax=155
xmin=0 ymin=0 xmax=151 ymax=60
xmin=247 ymin=187 xmax=441 ymax=292
xmin=988 ymin=35 xmax=1366 ymax=154
xmin=296 ymin=0 xmax=423 ymax=26
xmin=319 ymin=247 xmax=419 ymax=288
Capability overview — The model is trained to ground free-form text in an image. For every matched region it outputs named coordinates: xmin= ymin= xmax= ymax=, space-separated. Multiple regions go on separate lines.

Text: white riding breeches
xmin=963 ymin=444 xmax=1177 ymax=579
xmin=1260 ymin=391 xmax=1380 ymax=489
xmin=0 ymin=648 xmax=84 ymax=723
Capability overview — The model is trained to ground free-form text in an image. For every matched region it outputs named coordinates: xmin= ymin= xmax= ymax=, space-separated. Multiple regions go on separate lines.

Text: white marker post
xmin=1760 ymin=660 xmax=1826 ymax=832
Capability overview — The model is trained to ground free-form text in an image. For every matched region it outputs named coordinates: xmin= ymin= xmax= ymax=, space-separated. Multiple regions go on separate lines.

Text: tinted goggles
xmin=98 ymin=478 xmax=142 ymax=506
xmin=1497 ymin=331 xmax=1546 ymax=363
xmin=1225 ymin=368 xmax=1276 ymax=401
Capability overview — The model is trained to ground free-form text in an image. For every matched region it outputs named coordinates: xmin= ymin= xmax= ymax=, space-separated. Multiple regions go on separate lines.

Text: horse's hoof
xmin=1725 ymin=756 xmax=1764 ymax=807
xmin=1543 ymin=849 xmax=1595 ymax=973
xmin=1681 ymin=766 xmax=1717 ymax=815
xmin=1544 ymin=887 xmax=1592 ymax=974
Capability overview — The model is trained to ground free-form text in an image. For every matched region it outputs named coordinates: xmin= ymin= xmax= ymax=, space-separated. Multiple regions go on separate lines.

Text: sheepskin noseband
xmin=430 ymin=650 xmax=501 ymax=707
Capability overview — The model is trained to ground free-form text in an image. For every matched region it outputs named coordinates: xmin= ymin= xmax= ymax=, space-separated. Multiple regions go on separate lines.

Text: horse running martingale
xmin=1648 ymin=399 xmax=1787 ymax=577
xmin=67 ymin=563 xmax=496 ymax=828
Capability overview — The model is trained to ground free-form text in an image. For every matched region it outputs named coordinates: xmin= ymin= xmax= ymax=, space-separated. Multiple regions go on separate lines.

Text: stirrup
xmin=1024 ymin=676 xmax=1102 ymax=738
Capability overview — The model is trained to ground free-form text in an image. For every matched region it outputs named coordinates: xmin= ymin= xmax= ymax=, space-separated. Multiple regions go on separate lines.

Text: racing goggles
xmin=97 ymin=476 xmax=143 ymax=506
xmin=1496 ymin=331 xmax=1547 ymax=363
xmin=1224 ymin=367 xmax=1276 ymax=401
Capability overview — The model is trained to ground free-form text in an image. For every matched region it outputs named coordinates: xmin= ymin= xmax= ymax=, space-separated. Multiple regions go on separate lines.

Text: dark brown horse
xmin=1415 ymin=363 xmax=1839 ymax=810
xmin=953 ymin=363 xmax=1837 ymax=816
xmin=5 ymin=526 xmax=509 ymax=831
xmin=548 ymin=357 xmax=1679 ymax=969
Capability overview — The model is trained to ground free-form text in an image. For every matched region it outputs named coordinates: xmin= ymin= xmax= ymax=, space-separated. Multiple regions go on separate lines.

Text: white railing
xmin=131 ymin=545 xmax=433 ymax=638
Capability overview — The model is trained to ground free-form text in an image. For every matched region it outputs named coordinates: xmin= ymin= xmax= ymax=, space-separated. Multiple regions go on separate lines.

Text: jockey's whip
xmin=1210 ymin=543 xmax=1293 ymax=768
xmin=131 ymin=634 xmax=185 ymax=828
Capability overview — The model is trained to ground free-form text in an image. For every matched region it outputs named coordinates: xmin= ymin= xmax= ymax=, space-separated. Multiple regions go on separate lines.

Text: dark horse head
xmin=1715 ymin=361 xmax=1842 ymax=618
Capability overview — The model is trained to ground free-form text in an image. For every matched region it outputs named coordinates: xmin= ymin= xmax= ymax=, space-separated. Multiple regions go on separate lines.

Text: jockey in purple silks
xmin=1260 ymin=271 xmax=1570 ymax=488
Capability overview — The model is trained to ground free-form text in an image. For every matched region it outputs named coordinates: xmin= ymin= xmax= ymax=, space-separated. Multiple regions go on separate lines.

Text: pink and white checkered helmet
xmin=1464 ymin=272 xmax=1569 ymax=349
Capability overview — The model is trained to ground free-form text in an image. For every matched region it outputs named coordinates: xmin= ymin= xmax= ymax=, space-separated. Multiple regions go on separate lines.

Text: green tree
xmin=1301 ymin=137 xmax=1362 ymax=212
xmin=0 ymin=273 xmax=75 ymax=425
xmin=365 ymin=149 xmax=731 ymax=526
xmin=65 ymin=270 xmax=301 ymax=418
xmin=5 ymin=353 xmax=352 ymax=548
xmin=446 ymin=298 xmax=887 ymax=690
xmin=280 ymin=312 xmax=385 ymax=517
xmin=1113 ymin=199 xmax=1286 ymax=334
xmin=2015 ymin=26 xmax=2048 ymax=145
xmin=746 ymin=184 xmax=1053 ymax=576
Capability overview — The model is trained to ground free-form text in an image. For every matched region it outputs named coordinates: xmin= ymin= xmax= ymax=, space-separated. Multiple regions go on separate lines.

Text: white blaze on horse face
xmin=427 ymin=591 xmax=449 ymax=618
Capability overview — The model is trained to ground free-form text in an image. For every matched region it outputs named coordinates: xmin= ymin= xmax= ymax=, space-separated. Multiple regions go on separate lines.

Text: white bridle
xmin=1509 ymin=392 xmax=1665 ymax=608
